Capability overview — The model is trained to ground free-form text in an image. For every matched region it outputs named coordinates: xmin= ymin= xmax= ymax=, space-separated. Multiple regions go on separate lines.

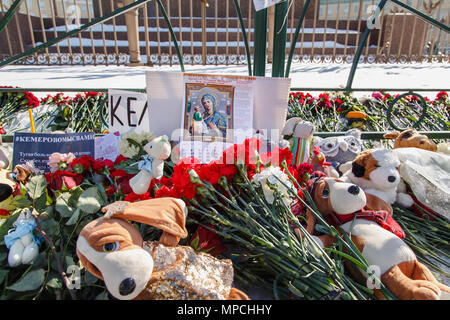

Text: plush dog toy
xmin=76 ymin=197 xmax=249 ymax=300
xmin=384 ymin=129 xmax=437 ymax=152
xmin=129 ymin=135 xmax=171 ymax=195
xmin=281 ymin=117 xmax=315 ymax=166
xmin=305 ymin=177 xmax=450 ymax=300
xmin=313 ymin=129 xmax=364 ymax=175
xmin=341 ymin=148 xmax=414 ymax=207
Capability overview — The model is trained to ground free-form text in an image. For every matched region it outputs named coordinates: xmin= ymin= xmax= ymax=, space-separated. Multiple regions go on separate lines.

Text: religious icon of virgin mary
xmin=199 ymin=93 xmax=228 ymax=138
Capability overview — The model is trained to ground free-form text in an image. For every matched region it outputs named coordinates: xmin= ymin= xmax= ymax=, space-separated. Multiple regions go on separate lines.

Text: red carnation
xmin=71 ymin=155 xmax=95 ymax=173
xmin=199 ymin=162 xmax=221 ymax=185
xmin=218 ymin=164 xmax=238 ymax=181
xmin=93 ymin=159 xmax=114 ymax=174
xmin=189 ymin=225 xmax=227 ymax=256
xmin=22 ymin=91 xmax=40 ymax=108
xmin=114 ymin=154 xmax=129 ymax=165
xmin=124 ymin=192 xmax=152 ymax=203
xmin=155 ymin=185 xmax=180 ymax=199
xmin=436 ymin=91 xmax=448 ymax=102
xmin=0 ymin=209 xmax=11 ymax=217
xmin=260 ymin=147 xmax=293 ymax=166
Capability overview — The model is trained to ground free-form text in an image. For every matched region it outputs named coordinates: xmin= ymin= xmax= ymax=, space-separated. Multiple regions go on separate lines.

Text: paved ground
xmin=1 ymin=62 xmax=449 ymax=98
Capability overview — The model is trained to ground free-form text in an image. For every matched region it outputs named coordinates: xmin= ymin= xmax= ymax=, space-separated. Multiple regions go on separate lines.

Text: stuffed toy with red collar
xmin=304 ymin=177 xmax=450 ymax=300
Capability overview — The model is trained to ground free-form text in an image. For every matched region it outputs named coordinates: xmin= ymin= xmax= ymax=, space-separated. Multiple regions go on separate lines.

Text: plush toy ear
xmin=0 ymin=148 xmax=9 ymax=169
xmin=346 ymin=128 xmax=362 ymax=140
xmin=384 ymin=131 xmax=400 ymax=140
xmin=352 ymin=161 xmax=365 ymax=178
xmin=13 ymin=165 xmax=31 ymax=183
xmin=312 ymin=136 xmax=323 ymax=146
xmin=281 ymin=117 xmax=302 ymax=136
xmin=113 ymin=198 xmax=188 ymax=247
xmin=304 ymin=209 xmax=317 ymax=235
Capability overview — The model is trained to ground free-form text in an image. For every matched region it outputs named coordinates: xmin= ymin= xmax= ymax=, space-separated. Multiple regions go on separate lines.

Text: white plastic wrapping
xmin=394 ymin=148 xmax=450 ymax=221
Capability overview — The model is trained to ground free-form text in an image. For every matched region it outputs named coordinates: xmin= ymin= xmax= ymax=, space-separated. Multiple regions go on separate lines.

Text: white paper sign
xmin=253 ymin=0 xmax=284 ymax=11
xmin=108 ymin=89 xmax=149 ymax=134
xmin=95 ymin=133 xmax=121 ymax=161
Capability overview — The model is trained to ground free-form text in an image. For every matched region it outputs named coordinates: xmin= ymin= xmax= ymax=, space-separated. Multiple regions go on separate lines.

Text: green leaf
xmin=95 ymin=183 xmax=108 ymax=207
xmin=68 ymin=186 xmax=84 ymax=207
xmin=190 ymin=235 xmax=199 ymax=250
xmin=0 ymin=252 xmax=7 ymax=262
xmin=82 ymin=271 xmax=99 ymax=285
xmin=7 ymin=269 xmax=45 ymax=292
xmin=77 ymin=187 xmax=101 ymax=214
xmin=66 ymin=208 xmax=81 ymax=226
xmin=95 ymin=290 xmax=109 ymax=300
xmin=25 ymin=175 xmax=47 ymax=200
xmin=11 ymin=195 xmax=32 ymax=209
xmin=0 ymin=211 xmax=20 ymax=238
xmin=46 ymin=276 xmax=62 ymax=289
xmin=65 ymin=256 xmax=75 ymax=268
xmin=0 ymin=270 xmax=9 ymax=285
xmin=34 ymin=190 xmax=48 ymax=212
xmin=39 ymin=218 xmax=59 ymax=237
xmin=55 ymin=193 xmax=73 ymax=218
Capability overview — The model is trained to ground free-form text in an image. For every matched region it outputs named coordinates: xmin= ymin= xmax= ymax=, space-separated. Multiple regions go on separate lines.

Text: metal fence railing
xmin=0 ymin=0 xmax=449 ymax=66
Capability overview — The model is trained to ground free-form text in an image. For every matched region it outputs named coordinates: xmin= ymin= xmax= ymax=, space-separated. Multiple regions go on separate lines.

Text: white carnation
xmin=117 ymin=130 xmax=156 ymax=158
xmin=252 ymin=166 xmax=296 ymax=205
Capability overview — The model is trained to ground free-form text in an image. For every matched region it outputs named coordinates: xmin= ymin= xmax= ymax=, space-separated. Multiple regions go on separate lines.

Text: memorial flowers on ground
xmin=0 ymin=132 xmax=448 ymax=300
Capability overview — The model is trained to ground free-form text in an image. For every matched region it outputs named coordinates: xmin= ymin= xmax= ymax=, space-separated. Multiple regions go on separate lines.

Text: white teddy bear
xmin=129 ymin=135 xmax=171 ymax=195
xmin=5 ymin=210 xmax=40 ymax=267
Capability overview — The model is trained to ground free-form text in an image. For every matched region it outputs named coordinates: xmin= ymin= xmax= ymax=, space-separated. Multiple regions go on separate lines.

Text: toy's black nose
xmin=347 ymin=185 xmax=360 ymax=195
xmin=0 ymin=183 xmax=13 ymax=202
xmin=388 ymin=176 xmax=396 ymax=183
xmin=119 ymin=278 xmax=136 ymax=296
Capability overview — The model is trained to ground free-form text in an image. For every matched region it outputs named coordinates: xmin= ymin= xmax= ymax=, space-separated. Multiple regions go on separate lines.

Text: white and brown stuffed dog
xmin=76 ymin=197 xmax=249 ymax=300
xmin=341 ymin=149 xmax=414 ymax=207
xmin=305 ymin=177 xmax=450 ymax=300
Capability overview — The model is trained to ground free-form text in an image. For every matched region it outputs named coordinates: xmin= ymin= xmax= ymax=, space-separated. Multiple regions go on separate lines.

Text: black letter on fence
xmin=127 ymin=97 xmax=137 ymax=127
xmin=111 ymin=95 xmax=123 ymax=126
xmin=138 ymin=101 xmax=148 ymax=126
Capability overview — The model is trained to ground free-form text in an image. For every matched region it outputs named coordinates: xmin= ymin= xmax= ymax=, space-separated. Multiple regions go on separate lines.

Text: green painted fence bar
xmin=155 ymin=0 xmax=184 ymax=72
xmin=390 ymin=0 xmax=450 ymax=33
xmin=271 ymin=0 xmax=288 ymax=78
xmin=0 ymin=0 xmax=24 ymax=33
xmin=253 ymin=8 xmax=268 ymax=76
xmin=285 ymin=0 xmax=312 ymax=78
xmin=233 ymin=0 xmax=252 ymax=76
xmin=0 ymin=0 xmax=154 ymax=68
xmin=345 ymin=0 xmax=388 ymax=90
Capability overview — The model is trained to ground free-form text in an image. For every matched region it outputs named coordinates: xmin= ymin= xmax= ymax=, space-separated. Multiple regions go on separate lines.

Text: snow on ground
xmin=1 ymin=62 xmax=448 ymax=99
xmin=35 ymin=38 xmax=367 ymax=49
xmin=46 ymin=24 xmax=359 ymax=34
